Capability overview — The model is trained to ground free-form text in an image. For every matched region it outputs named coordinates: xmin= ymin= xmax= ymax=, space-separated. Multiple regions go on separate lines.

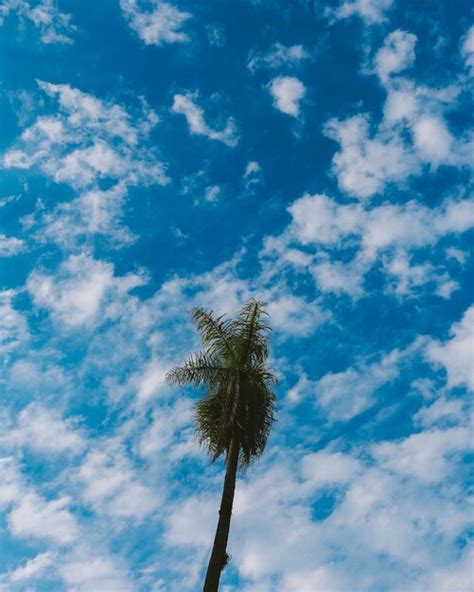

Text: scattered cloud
xmin=0 ymin=0 xmax=76 ymax=44
xmin=427 ymin=306 xmax=474 ymax=391
xmin=3 ymin=81 xmax=168 ymax=189
xmin=75 ymin=446 xmax=159 ymax=519
xmin=0 ymin=403 xmax=85 ymax=455
xmin=8 ymin=551 xmax=57 ymax=583
xmin=324 ymin=114 xmax=419 ymax=198
xmin=0 ymin=233 xmax=25 ymax=256
xmin=291 ymin=347 xmax=408 ymax=420
xmin=372 ymin=426 xmax=471 ymax=483
xmin=325 ymin=30 xmax=473 ymax=198
xmin=374 ymin=30 xmax=417 ymax=82
xmin=120 ymin=0 xmax=191 ymax=46
xmin=9 ymin=492 xmax=78 ymax=544
xmin=25 ymin=184 xmax=136 ymax=249
xmin=262 ymin=192 xmax=474 ymax=298
xmin=269 ymin=76 xmax=306 ymax=117
xmin=248 ymin=43 xmax=310 ymax=72
xmin=58 ymin=549 xmax=135 ymax=592
xmin=172 ymin=93 xmax=238 ymax=146
xmin=460 ymin=25 xmax=474 ymax=74
xmin=0 ymin=291 xmax=29 ymax=355
xmin=27 ymin=253 xmax=147 ymax=328
xmin=328 ymin=0 xmax=394 ymax=25
xmin=243 ymin=160 xmax=262 ymax=188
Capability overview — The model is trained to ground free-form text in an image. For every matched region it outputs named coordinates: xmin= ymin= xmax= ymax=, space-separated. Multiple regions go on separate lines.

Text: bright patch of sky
xmin=0 ymin=0 xmax=472 ymax=590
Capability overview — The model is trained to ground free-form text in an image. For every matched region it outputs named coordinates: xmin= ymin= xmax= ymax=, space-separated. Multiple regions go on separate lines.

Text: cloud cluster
xmin=427 ymin=306 xmax=474 ymax=391
xmin=3 ymin=81 xmax=168 ymax=189
xmin=27 ymin=252 xmax=147 ymax=328
xmin=120 ymin=0 xmax=191 ymax=46
xmin=329 ymin=0 xmax=394 ymax=25
xmin=0 ymin=0 xmax=76 ymax=44
xmin=262 ymin=192 xmax=474 ymax=298
xmin=325 ymin=30 xmax=473 ymax=199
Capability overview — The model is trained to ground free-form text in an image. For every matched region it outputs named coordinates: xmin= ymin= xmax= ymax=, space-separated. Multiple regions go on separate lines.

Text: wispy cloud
xmin=172 ymin=93 xmax=239 ymax=146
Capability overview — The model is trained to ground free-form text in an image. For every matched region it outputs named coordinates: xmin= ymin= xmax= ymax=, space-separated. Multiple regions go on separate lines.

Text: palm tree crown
xmin=167 ymin=299 xmax=277 ymax=467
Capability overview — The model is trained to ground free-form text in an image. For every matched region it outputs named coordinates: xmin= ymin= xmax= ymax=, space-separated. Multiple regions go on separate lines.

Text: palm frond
xmin=166 ymin=351 xmax=229 ymax=388
xmin=232 ymin=299 xmax=271 ymax=367
xmin=192 ymin=307 xmax=237 ymax=364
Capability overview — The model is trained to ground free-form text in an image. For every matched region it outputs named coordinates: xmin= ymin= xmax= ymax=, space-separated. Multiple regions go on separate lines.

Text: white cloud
xmin=311 ymin=257 xmax=367 ymax=297
xmin=0 ymin=457 xmax=24 ymax=509
xmin=266 ymin=294 xmax=326 ymax=336
xmin=300 ymin=451 xmax=361 ymax=487
xmin=76 ymin=447 xmax=159 ymax=519
xmin=244 ymin=160 xmax=261 ymax=177
xmin=381 ymin=82 xmax=467 ymax=170
xmin=0 ymin=403 xmax=85 ymax=455
xmin=330 ymin=0 xmax=394 ymax=25
xmin=9 ymin=493 xmax=78 ymax=544
xmin=134 ymin=357 xmax=169 ymax=402
xmin=30 ymin=184 xmax=136 ymax=249
xmin=0 ymin=0 xmax=76 ymax=44
xmin=180 ymin=170 xmax=224 ymax=205
xmin=329 ymin=36 xmax=472 ymax=198
xmin=263 ymin=193 xmax=474 ymax=299
xmin=120 ymin=0 xmax=191 ymax=46
xmin=420 ymin=547 xmax=474 ymax=592
xmin=287 ymin=193 xmax=361 ymax=245
xmin=324 ymin=114 xmax=419 ymax=198
xmin=8 ymin=551 xmax=57 ymax=583
xmin=414 ymin=396 xmax=465 ymax=429
xmin=248 ymin=43 xmax=310 ymax=72
xmin=287 ymin=193 xmax=474 ymax=254
xmin=427 ymin=306 xmax=474 ymax=390
xmin=3 ymin=81 xmax=168 ymax=189
xmin=374 ymin=30 xmax=417 ymax=82
xmin=372 ymin=427 xmax=471 ymax=483
xmin=138 ymin=398 xmax=195 ymax=460
xmin=59 ymin=549 xmax=134 ymax=592
xmin=383 ymin=251 xmax=434 ymax=296
xmin=203 ymin=184 xmax=221 ymax=203
xmin=243 ymin=160 xmax=262 ymax=188
xmin=0 ymin=233 xmax=25 ymax=256
xmin=0 ymin=290 xmax=29 ymax=355
xmin=269 ymin=76 xmax=306 ymax=117
xmin=280 ymin=567 xmax=346 ymax=592
xmin=164 ymin=493 xmax=217 ymax=549
xmin=412 ymin=114 xmax=454 ymax=167
xmin=461 ymin=25 xmax=474 ymax=74
xmin=6 ymin=358 xmax=70 ymax=399
xmin=286 ymin=346 xmax=420 ymax=421
xmin=163 ymin=431 xmax=471 ymax=591
xmin=27 ymin=253 xmax=146 ymax=328
xmin=315 ymin=348 xmax=403 ymax=420
xmin=172 ymin=93 xmax=238 ymax=146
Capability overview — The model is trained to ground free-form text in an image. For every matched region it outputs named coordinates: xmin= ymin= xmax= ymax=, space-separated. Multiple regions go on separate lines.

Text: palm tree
xmin=166 ymin=299 xmax=277 ymax=592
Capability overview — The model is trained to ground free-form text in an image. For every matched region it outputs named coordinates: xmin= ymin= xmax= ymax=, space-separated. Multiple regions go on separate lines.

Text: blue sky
xmin=0 ymin=0 xmax=473 ymax=590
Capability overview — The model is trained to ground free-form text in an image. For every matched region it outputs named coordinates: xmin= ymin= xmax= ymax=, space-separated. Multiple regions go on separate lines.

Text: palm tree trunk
xmin=203 ymin=431 xmax=240 ymax=592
